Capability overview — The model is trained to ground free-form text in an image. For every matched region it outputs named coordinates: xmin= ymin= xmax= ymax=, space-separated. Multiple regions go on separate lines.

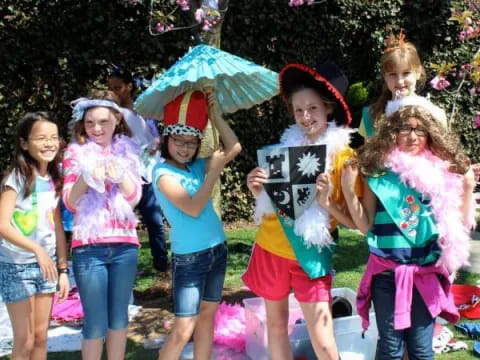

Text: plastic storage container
xmin=243 ymin=287 xmax=378 ymax=360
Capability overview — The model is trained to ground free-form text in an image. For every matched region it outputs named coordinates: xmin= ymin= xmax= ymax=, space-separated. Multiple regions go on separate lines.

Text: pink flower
xmin=470 ymin=87 xmax=477 ymax=96
xmin=430 ymin=76 xmax=451 ymax=91
xmin=194 ymin=8 xmax=205 ymax=23
xmin=289 ymin=0 xmax=304 ymax=6
xmin=176 ymin=0 xmax=190 ymax=11
xmin=155 ymin=23 xmax=165 ymax=33
xmin=473 ymin=112 xmax=480 ymax=128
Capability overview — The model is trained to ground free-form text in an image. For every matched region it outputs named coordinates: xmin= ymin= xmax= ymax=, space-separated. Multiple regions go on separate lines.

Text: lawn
xmin=1 ymin=227 xmax=480 ymax=359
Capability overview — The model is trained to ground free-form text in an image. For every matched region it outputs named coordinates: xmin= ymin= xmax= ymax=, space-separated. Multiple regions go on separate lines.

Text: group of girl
xmin=0 ymin=35 xmax=477 ymax=360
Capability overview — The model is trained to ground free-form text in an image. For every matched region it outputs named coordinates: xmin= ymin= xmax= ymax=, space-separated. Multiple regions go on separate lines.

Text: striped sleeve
xmin=62 ymin=145 xmax=80 ymax=213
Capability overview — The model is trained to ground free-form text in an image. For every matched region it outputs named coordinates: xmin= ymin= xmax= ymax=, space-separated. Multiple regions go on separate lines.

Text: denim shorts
xmin=172 ymin=242 xmax=227 ymax=317
xmin=0 ymin=262 xmax=57 ymax=303
xmin=73 ymin=243 xmax=138 ymax=339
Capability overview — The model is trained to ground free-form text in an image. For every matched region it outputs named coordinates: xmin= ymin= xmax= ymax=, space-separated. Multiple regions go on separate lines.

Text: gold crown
xmin=384 ymin=29 xmax=406 ymax=53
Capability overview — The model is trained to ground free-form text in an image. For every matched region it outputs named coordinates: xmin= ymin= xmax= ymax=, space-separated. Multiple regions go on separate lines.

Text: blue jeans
xmin=72 ymin=243 xmax=138 ymax=339
xmin=0 ymin=262 xmax=57 ymax=303
xmin=137 ymin=183 xmax=167 ymax=265
xmin=172 ymin=242 xmax=227 ymax=317
xmin=372 ymin=272 xmax=434 ymax=360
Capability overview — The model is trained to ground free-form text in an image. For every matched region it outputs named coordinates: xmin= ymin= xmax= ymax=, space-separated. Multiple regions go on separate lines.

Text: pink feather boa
xmin=69 ymin=135 xmax=142 ymax=243
xmin=213 ymin=302 xmax=246 ymax=352
xmin=385 ymin=148 xmax=474 ymax=273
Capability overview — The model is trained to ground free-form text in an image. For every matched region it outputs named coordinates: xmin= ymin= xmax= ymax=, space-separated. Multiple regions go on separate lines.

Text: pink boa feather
xmin=213 ymin=302 xmax=246 ymax=352
xmin=385 ymin=148 xmax=473 ymax=274
xmin=70 ymin=135 xmax=142 ymax=243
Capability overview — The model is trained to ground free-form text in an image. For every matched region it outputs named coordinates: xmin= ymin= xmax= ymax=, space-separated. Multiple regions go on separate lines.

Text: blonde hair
xmin=358 ymin=105 xmax=469 ymax=176
xmin=370 ymin=42 xmax=426 ymax=123
xmin=72 ymin=89 xmax=132 ymax=144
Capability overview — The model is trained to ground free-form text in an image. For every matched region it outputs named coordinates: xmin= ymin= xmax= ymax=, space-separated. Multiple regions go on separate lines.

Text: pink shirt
xmin=357 ymin=254 xmax=459 ymax=331
xmin=62 ymin=143 xmax=141 ymax=248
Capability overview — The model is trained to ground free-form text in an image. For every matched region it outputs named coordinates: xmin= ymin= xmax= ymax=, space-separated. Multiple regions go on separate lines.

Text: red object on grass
xmin=451 ymin=284 xmax=480 ymax=319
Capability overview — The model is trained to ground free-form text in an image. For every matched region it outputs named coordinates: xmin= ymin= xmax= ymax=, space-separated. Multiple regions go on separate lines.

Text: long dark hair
xmin=1 ymin=112 xmax=63 ymax=198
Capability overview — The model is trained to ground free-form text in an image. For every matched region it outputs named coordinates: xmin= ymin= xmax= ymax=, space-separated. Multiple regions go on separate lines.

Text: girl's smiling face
xmin=167 ymin=135 xmax=199 ymax=166
xmin=291 ymin=88 xmax=333 ymax=141
xmin=21 ymin=120 xmax=60 ymax=171
xmin=84 ymin=107 xmax=119 ymax=147
xmin=384 ymin=63 xmax=421 ymax=98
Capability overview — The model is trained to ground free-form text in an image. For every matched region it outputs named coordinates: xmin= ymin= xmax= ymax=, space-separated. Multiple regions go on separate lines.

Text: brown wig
xmin=1 ymin=112 xmax=63 ymax=198
xmin=160 ymin=134 xmax=200 ymax=163
xmin=71 ymin=89 xmax=132 ymax=144
xmin=370 ymin=42 xmax=426 ymax=125
xmin=358 ymin=105 xmax=470 ymax=176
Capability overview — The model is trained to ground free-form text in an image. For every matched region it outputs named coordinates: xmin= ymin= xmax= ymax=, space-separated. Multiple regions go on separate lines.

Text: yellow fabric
xmin=255 ymin=214 xmax=296 ymax=260
xmin=178 ymin=91 xmax=193 ymax=125
xmin=256 ymin=146 xmax=363 ymax=260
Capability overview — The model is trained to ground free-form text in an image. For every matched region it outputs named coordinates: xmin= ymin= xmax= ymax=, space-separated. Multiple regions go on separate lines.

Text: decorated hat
xmin=163 ymin=90 xmax=208 ymax=138
xmin=279 ymin=62 xmax=352 ymax=127
xmin=385 ymin=95 xmax=447 ymax=128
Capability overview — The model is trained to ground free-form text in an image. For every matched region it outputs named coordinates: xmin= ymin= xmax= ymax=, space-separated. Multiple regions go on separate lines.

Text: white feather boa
xmin=254 ymin=123 xmax=355 ymax=249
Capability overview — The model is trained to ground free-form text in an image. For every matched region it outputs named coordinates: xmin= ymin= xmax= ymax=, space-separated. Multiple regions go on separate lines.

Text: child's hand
xmin=57 ymin=273 xmax=70 ymax=303
xmin=92 ymin=160 xmax=106 ymax=182
xmin=34 ymin=247 xmax=58 ymax=283
xmin=105 ymin=158 xmax=125 ymax=183
xmin=316 ymin=173 xmax=331 ymax=208
xmin=464 ymin=166 xmax=476 ymax=191
xmin=472 ymin=162 xmax=480 ymax=182
xmin=341 ymin=159 xmax=359 ymax=194
xmin=247 ymin=167 xmax=268 ymax=197
xmin=209 ymin=149 xmax=229 ymax=173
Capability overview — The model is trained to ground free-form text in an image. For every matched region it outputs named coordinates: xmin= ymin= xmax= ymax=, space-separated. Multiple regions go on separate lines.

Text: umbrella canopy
xmin=134 ymin=44 xmax=279 ymax=120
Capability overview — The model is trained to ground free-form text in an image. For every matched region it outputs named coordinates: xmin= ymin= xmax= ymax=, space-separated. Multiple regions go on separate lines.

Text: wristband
xmin=58 ymin=268 xmax=70 ymax=275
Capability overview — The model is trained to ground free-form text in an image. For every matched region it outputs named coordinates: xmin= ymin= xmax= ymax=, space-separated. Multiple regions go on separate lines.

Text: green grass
xmin=2 ymin=227 xmax=480 ymax=359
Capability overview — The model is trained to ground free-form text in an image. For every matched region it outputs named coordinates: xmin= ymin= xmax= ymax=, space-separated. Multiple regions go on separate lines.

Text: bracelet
xmin=58 ymin=268 xmax=70 ymax=274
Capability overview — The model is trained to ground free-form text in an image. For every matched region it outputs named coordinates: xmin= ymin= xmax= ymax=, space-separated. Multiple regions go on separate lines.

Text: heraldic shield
xmin=257 ymin=145 xmax=327 ymax=219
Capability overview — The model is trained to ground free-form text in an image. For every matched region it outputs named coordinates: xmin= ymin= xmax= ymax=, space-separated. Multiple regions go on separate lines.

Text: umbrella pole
xmin=204 ymin=87 xmax=220 ymax=150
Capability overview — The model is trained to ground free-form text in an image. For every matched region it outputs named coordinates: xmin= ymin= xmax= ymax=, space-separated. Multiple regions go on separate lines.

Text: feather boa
xmin=385 ymin=148 xmax=474 ymax=273
xmin=213 ymin=302 xmax=246 ymax=352
xmin=70 ymin=135 xmax=142 ymax=244
xmin=254 ymin=122 xmax=355 ymax=249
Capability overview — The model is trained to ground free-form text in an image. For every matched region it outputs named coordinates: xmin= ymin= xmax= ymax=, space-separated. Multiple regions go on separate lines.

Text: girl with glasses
xmin=153 ymin=89 xmax=241 ymax=360
xmin=342 ymin=103 xmax=476 ymax=360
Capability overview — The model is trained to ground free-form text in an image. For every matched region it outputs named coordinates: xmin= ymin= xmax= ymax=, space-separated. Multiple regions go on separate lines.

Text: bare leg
xmin=193 ymin=301 xmax=219 ymax=360
xmin=265 ymin=298 xmax=293 ymax=360
xmin=299 ymin=301 xmax=338 ymax=360
xmin=106 ymin=328 xmax=128 ymax=360
xmin=31 ymin=293 xmax=54 ymax=360
xmin=157 ymin=316 xmax=196 ymax=360
xmin=7 ymin=297 xmax=35 ymax=360
xmin=81 ymin=338 xmax=103 ymax=360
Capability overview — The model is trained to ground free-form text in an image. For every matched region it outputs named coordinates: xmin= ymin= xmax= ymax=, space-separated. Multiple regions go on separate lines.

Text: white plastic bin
xmin=243 ymin=287 xmax=378 ymax=360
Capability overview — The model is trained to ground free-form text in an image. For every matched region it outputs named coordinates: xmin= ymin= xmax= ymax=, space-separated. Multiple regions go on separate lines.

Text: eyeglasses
xmin=171 ymin=137 xmax=199 ymax=149
xmin=397 ymin=126 xmax=427 ymax=137
xmin=29 ymin=136 xmax=60 ymax=145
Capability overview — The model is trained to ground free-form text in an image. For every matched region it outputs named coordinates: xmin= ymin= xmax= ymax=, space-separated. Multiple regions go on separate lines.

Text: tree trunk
xmin=197 ymin=0 xmax=229 ymax=216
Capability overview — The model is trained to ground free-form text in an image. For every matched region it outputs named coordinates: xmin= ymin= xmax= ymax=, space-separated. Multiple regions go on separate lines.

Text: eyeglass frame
xmin=28 ymin=136 xmax=61 ymax=145
xmin=396 ymin=126 xmax=427 ymax=137
xmin=170 ymin=136 xmax=200 ymax=149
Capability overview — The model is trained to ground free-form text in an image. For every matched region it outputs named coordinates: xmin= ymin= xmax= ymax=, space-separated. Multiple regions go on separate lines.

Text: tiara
xmin=384 ymin=29 xmax=406 ymax=53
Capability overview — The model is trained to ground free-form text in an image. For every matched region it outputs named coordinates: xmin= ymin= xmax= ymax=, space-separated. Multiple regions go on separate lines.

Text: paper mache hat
xmin=279 ymin=62 xmax=352 ymax=127
xmin=163 ymin=90 xmax=209 ymax=138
